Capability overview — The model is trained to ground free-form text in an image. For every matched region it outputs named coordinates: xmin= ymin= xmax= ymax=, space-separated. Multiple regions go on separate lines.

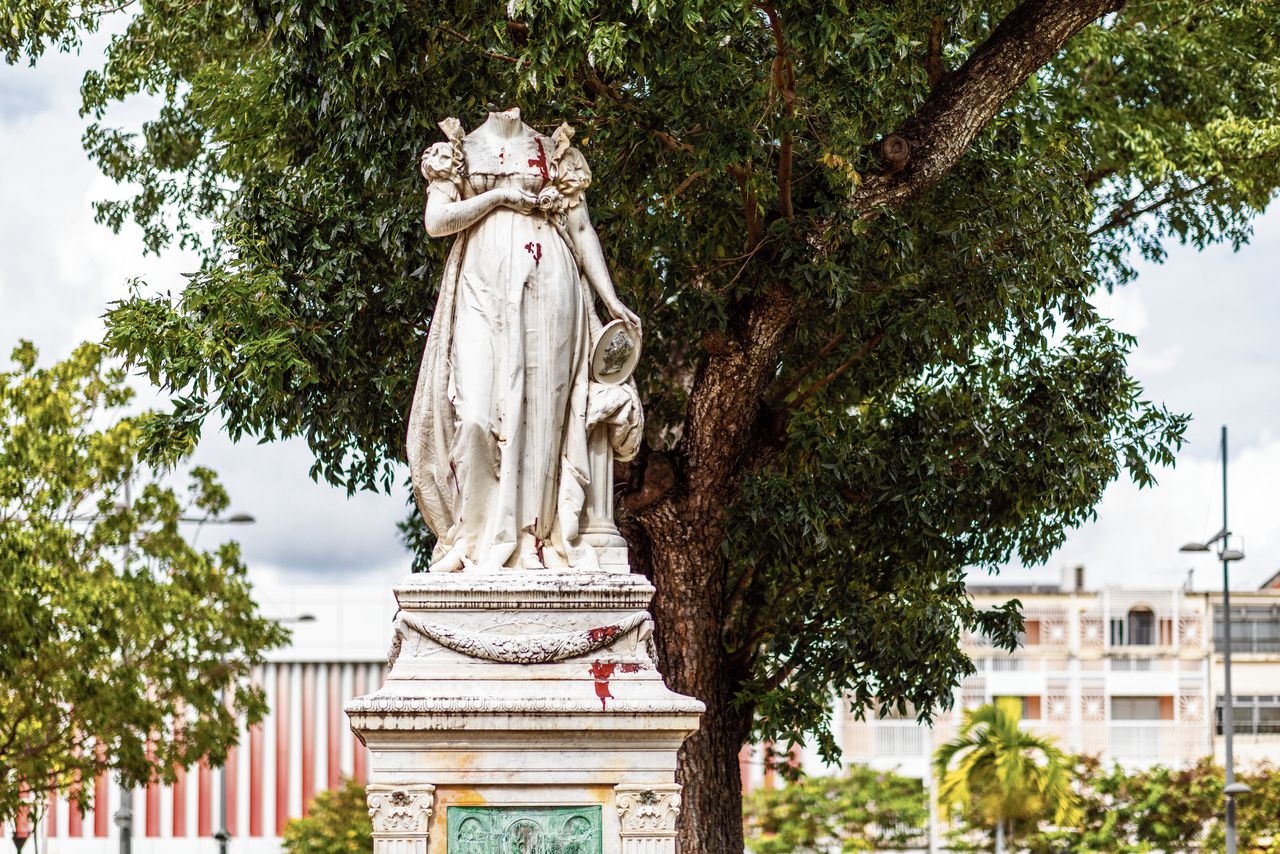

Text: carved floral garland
xmin=396 ymin=610 xmax=652 ymax=664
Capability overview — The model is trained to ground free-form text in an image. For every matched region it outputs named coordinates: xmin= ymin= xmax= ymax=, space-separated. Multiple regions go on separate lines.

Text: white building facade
xmin=835 ymin=572 xmax=1280 ymax=782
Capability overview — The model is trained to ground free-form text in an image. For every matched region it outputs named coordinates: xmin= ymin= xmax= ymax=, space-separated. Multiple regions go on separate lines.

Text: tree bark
xmin=628 ymin=284 xmax=795 ymax=852
xmin=642 ymin=497 xmax=753 ymax=854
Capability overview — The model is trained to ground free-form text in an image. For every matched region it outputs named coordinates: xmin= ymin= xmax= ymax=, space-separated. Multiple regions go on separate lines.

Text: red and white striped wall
xmin=4 ymin=583 xmax=399 ymax=854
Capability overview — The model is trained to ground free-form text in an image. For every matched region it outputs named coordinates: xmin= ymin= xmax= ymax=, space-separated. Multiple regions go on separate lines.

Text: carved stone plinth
xmin=368 ymin=784 xmax=434 ymax=854
xmin=616 ymin=784 xmax=681 ymax=854
xmin=347 ymin=572 xmax=702 ymax=853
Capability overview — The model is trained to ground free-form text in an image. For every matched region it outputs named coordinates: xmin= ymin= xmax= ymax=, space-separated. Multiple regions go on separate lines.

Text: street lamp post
xmin=1179 ymin=424 xmax=1250 ymax=854
xmin=216 ymin=613 xmax=315 ymax=854
xmin=109 ymin=501 xmax=255 ymax=854
xmin=11 ymin=811 xmax=30 ymax=853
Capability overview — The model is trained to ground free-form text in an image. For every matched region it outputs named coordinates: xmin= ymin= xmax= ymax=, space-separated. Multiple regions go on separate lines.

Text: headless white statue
xmin=406 ymin=108 xmax=643 ymax=573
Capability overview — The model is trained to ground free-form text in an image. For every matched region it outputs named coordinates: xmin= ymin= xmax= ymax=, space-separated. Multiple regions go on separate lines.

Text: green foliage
xmin=0 ymin=341 xmax=289 ymax=822
xmin=282 ymin=779 xmax=373 ymax=854
xmin=1017 ymin=757 xmax=1280 ymax=853
xmin=743 ymin=765 xmax=928 ymax=853
xmin=936 ymin=701 xmax=1081 ymax=850
xmin=8 ymin=0 xmax=1280 ymax=808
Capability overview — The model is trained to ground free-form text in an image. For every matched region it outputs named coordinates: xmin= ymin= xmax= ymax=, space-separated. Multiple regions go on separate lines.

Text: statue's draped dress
xmin=407 ymin=119 xmax=631 ymax=571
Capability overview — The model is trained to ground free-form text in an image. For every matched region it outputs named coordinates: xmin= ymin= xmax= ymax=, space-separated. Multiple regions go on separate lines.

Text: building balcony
xmin=842 ymin=719 xmax=1205 ymax=769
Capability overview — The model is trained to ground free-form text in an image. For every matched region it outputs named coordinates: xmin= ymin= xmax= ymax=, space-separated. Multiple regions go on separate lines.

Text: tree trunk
xmin=640 ymin=496 xmax=753 ymax=854
xmin=995 ymin=816 xmax=1006 ymax=854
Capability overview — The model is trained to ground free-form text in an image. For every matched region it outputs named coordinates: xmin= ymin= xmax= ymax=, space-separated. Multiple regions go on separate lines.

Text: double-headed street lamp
xmin=1179 ymin=424 xmax=1250 ymax=854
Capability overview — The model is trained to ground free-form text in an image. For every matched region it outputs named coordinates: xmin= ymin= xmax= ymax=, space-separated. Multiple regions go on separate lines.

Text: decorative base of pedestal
xmin=347 ymin=572 xmax=702 ymax=853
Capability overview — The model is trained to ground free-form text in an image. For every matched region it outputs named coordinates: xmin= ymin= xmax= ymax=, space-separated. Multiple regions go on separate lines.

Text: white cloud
xmin=995 ymin=209 xmax=1280 ymax=591
xmin=1013 ymin=435 xmax=1280 ymax=592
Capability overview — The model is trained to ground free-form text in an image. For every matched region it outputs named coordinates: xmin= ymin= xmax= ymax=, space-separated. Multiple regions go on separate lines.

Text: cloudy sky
xmin=3 ymin=35 xmax=1277 ymax=595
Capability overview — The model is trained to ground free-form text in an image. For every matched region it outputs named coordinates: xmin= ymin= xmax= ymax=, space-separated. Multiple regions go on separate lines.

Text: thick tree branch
xmin=682 ymin=283 xmax=795 ymax=502
xmin=760 ymin=3 xmax=796 ymax=221
xmin=854 ymin=0 xmax=1126 ymax=215
xmin=925 ymin=16 xmax=946 ymax=88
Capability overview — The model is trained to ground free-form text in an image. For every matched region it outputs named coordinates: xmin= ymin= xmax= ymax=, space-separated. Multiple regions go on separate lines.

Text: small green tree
xmin=936 ymin=701 xmax=1080 ymax=853
xmin=0 ymin=341 xmax=288 ymax=821
xmin=282 ymin=779 xmax=373 ymax=854
xmin=744 ymin=765 xmax=928 ymax=853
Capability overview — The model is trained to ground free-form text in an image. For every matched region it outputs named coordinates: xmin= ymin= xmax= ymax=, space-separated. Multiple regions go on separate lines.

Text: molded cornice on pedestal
xmin=394 ymin=570 xmax=655 ymax=610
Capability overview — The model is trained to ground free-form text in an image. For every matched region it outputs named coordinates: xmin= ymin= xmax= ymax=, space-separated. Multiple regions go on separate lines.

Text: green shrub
xmin=282 ymin=779 xmax=372 ymax=854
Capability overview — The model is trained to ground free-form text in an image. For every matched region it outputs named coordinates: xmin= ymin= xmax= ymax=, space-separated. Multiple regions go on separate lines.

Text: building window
xmin=995 ymin=696 xmax=1041 ymax=720
xmin=1128 ymin=607 xmax=1156 ymax=645
xmin=1213 ymin=605 xmax=1280 ymax=653
xmin=1112 ymin=696 xmax=1166 ymax=720
xmin=1019 ymin=620 xmax=1041 ymax=646
xmin=1215 ymin=696 xmax=1280 ymax=735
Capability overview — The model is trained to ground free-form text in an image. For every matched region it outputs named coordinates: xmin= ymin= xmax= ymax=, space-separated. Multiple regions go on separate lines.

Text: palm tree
xmin=934 ymin=700 xmax=1080 ymax=853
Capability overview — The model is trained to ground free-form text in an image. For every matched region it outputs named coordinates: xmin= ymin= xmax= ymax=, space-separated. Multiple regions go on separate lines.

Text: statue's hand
xmin=494 ymin=186 xmax=537 ymax=214
xmin=536 ymin=186 xmax=568 ymax=213
xmin=604 ymin=298 xmax=641 ymax=331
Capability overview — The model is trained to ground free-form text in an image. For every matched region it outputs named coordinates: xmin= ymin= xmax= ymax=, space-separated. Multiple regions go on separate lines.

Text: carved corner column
xmin=615 ymin=784 xmax=681 ymax=854
xmin=367 ymin=784 xmax=434 ymax=854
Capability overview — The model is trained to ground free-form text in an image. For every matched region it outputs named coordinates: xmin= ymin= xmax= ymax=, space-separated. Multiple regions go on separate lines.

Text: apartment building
xmin=835 ymin=569 xmax=1280 ymax=781
xmin=1211 ymin=573 xmax=1280 ymax=767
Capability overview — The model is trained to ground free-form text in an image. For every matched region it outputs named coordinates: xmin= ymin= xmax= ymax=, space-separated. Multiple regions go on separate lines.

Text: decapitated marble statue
xmin=407 ymin=107 xmax=644 ymax=573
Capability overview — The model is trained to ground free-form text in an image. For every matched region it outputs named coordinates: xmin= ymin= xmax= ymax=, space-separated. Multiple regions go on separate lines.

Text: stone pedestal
xmin=347 ymin=572 xmax=702 ymax=853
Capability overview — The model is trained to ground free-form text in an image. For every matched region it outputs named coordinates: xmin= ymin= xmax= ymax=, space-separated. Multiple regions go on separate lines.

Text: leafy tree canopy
xmin=5 ymin=0 xmax=1278 ymax=848
xmin=744 ymin=764 xmax=928 ymax=853
xmin=1023 ymin=757 xmax=1280 ymax=853
xmin=0 ymin=341 xmax=288 ymax=821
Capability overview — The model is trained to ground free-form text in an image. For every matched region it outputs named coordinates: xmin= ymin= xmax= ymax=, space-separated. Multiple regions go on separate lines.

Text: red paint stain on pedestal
xmin=590 ymin=661 xmax=617 ymax=710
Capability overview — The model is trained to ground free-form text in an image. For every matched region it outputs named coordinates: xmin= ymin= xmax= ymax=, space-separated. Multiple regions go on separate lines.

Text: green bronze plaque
xmin=446 ymin=805 xmax=603 ymax=853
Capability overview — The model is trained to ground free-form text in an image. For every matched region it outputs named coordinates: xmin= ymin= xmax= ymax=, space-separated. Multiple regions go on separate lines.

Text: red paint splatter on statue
xmin=498 ymin=147 xmax=505 ymax=165
xmin=524 ymin=241 xmax=542 ymax=266
xmin=528 ymin=138 xmax=550 ymax=189
xmin=587 ymin=625 xmax=621 ymax=644
xmin=618 ymin=662 xmax=644 ymax=674
xmin=530 ymin=517 xmax=546 ymax=566
xmin=590 ymin=661 xmax=617 ymax=710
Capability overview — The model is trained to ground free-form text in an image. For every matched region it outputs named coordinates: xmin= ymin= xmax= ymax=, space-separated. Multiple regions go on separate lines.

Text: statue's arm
xmin=566 ymin=199 xmax=640 ymax=329
xmin=423 ymin=185 xmax=535 ymax=238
